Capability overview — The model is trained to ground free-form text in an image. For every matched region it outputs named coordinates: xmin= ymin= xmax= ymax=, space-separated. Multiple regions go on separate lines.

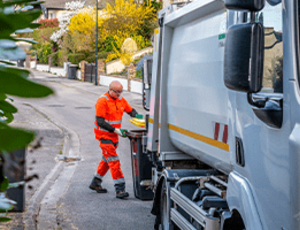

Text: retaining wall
xmin=35 ymin=63 xmax=142 ymax=94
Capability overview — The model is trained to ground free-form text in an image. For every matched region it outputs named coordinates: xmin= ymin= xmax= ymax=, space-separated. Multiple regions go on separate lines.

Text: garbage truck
xmin=128 ymin=0 xmax=300 ymax=228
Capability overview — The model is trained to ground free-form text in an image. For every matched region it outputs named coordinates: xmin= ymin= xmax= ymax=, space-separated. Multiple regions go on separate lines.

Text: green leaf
xmin=0 ymin=193 xmax=15 ymax=211
xmin=0 ymin=110 xmax=14 ymax=124
xmin=0 ymin=67 xmax=54 ymax=98
xmin=0 ymin=177 xmax=8 ymax=191
xmin=0 ymin=217 xmax=12 ymax=222
xmin=0 ymin=94 xmax=6 ymax=101
xmin=1 ymin=67 xmax=29 ymax=79
xmin=13 ymin=38 xmax=38 ymax=44
xmin=0 ymin=101 xmax=17 ymax=113
xmin=28 ymin=22 xmax=41 ymax=29
xmin=14 ymin=28 xmax=33 ymax=33
xmin=0 ymin=60 xmax=15 ymax=66
xmin=0 ymin=125 xmax=34 ymax=151
xmin=0 ymin=10 xmax=42 ymax=39
xmin=0 ymin=46 xmax=26 ymax=61
xmin=8 ymin=181 xmax=24 ymax=189
xmin=7 ymin=97 xmax=13 ymax=102
xmin=0 ymin=0 xmax=38 ymax=8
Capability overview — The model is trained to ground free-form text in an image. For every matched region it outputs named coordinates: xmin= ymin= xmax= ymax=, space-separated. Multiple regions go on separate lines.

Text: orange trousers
xmin=95 ymin=138 xmax=125 ymax=188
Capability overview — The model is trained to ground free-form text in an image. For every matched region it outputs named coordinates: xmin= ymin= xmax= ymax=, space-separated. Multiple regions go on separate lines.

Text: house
xmin=40 ymin=0 xmax=106 ymax=19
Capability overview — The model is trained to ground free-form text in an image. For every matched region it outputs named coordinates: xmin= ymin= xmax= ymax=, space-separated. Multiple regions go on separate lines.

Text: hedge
xmin=68 ymin=53 xmax=85 ymax=65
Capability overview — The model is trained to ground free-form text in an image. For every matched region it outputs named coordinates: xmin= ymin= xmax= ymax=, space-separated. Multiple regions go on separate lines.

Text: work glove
xmin=135 ymin=114 xmax=143 ymax=119
xmin=114 ymin=128 xmax=128 ymax=137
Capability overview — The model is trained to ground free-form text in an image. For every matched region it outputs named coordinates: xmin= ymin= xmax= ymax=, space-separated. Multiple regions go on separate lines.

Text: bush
xmin=38 ymin=43 xmax=52 ymax=64
xmin=32 ymin=27 xmax=59 ymax=51
xmin=51 ymin=51 xmax=63 ymax=67
xmin=85 ymin=53 xmax=95 ymax=63
xmin=98 ymin=52 xmax=111 ymax=60
xmin=39 ymin=18 xmax=59 ymax=29
xmin=135 ymin=69 xmax=142 ymax=79
xmin=68 ymin=53 xmax=85 ymax=65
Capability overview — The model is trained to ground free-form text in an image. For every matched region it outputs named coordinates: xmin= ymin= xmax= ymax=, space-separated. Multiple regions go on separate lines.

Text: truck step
xmin=170 ymin=188 xmax=206 ymax=228
xmin=140 ymin=180 xmax=152 ymax=186
xmin=170 ymin=208 xmax=197 ymax=230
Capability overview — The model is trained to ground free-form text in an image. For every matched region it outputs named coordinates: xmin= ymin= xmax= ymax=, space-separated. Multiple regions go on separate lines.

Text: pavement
xmin=1 ymin=69 xmax=153 ymax=230
xmin=3 ymin=92 xmax=65 ymax=229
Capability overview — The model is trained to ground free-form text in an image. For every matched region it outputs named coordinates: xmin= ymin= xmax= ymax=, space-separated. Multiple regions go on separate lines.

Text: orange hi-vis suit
xmin=94 ymin=92 xmax=133 ymax=192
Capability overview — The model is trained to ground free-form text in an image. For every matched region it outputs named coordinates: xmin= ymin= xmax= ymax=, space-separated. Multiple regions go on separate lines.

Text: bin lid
xmin=129 ymin=118 xmax=145 ymax=128
xmin=127 ymin=130 xmax=147 ymax=138
xmin=69 ymin=64 xmax=78 ymax=67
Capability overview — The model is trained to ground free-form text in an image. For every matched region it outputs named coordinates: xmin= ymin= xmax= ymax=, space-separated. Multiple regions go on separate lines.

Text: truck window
xmin=254 ymin=1 xmax=283 ymax=93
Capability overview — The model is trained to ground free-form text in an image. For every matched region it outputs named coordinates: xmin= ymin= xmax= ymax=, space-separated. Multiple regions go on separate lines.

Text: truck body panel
xmin=165 ymin=8 xmax=231 ymax=173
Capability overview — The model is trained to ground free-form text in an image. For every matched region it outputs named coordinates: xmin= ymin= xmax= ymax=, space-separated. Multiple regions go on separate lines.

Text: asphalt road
xmin=14 ymin=70 xmax=155 ymax=230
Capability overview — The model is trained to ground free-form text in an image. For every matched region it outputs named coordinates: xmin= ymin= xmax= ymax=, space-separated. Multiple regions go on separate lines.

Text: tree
xmin=68 ymin=0 xmax=157 ymax=63
xmin=0 ymin=0 xmax=53 ymax=222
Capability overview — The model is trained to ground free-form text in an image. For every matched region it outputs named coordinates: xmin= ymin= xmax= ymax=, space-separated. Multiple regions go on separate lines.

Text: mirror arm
xmin=247 ymin=92 xmax=267 ymax=108
xmin=250 ymin=11 xmax=256 ymax=22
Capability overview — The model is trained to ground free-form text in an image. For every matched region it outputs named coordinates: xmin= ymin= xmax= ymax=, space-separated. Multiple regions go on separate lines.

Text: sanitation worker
xmin=90 ymin=80 xmax=141 ymax=199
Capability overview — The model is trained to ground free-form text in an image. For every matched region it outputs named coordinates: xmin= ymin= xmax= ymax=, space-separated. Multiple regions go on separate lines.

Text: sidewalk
xmin=2 ymin=101 xmax=65 ymax=229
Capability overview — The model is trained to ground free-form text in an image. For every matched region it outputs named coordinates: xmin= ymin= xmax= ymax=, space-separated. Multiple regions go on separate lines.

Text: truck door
xmin=226 ymin=1 xmax=295 ymax=229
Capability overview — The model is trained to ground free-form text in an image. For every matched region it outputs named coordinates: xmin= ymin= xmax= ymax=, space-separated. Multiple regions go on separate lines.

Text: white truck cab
xmin=135 ymin=0 xmax=300 ymax=229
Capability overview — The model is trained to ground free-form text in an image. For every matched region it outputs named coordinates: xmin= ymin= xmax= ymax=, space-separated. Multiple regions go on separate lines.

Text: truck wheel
xmin=160 ymin=180 xmax=176 ymax=230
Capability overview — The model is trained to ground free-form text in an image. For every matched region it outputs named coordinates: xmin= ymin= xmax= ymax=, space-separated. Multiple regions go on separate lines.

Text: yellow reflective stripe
xmin=168 ymin=124 xmax=229 ymax=152
xmin=148 ymin=118 xmax=229 ymax=151
xmin=148 ymin=118 xmax=160 ymax=128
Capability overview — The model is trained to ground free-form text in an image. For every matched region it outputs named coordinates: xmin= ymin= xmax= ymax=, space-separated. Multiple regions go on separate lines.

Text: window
xmin=255 ymin=1 xmax=283 ymax=93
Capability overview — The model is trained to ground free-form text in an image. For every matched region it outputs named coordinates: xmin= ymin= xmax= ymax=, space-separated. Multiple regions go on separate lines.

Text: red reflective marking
xmin=214 ymin=123 xmax=220 ymax=140
xmin=222 ymin=125 xmax=228 ymax=143
xmin=132 ymin=140 xmax=138 ymax=153
xmin=134 ymin=158 xmax=139 ymax=177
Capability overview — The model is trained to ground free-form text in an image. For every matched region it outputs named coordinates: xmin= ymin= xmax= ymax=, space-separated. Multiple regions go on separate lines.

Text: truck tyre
xmin=160 ymin=180 xmax=176 ymax=230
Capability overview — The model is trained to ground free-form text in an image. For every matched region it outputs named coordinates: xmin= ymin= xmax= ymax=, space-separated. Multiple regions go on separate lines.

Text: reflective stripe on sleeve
xmin=94 ymin=124 xmax=109 ymax=132
xmin=100 ymin=139 xmax=118 ymax=146
xmin=100 ymin=95 xmax=109 ymax=100
xmin=105 ymin=119 xmax=122 ymax=125
xmin=94 ymin=120 xmax=122 ymax=127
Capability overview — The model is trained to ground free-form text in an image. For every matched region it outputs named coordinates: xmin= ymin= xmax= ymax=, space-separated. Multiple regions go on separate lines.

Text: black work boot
xmin=115 ymin=182 xmax=128 ymax=199
xmin=89 ymin=176 xmax=107 ymax=193
xmin=116 ymin=191 xmax=129 ymax=199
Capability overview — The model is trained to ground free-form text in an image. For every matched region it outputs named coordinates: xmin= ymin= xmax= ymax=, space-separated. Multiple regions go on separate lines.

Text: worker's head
xmin=109 ymin=81 xmax=123 ymax=99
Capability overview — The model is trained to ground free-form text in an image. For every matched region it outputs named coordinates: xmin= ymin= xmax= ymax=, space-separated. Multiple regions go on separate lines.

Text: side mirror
xmin=225 ymin=0 xmax=264 ymax=11
xmin=143 ymin=59 xmax=152 ymax=86
xmin=224 ymin=22 xmax=264 ymax=93
xmin=142 ymin=59 xmax=153 ymax=111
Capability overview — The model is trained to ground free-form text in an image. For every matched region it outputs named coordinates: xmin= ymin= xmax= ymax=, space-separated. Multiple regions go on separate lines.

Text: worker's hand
xmin=135 ymin=114 xmax=143 ymax=119
xmin=114 ymin=128 xmax=128 ymax=137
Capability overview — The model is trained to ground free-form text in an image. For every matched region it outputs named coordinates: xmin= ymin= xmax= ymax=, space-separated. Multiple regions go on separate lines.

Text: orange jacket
xmin=94 ymin=92 xmax=132 ymax=140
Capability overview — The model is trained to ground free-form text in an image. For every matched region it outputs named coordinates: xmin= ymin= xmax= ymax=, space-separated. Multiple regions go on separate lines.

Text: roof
xmin=43 ymin=0 xmax=108 ymax=9
xmin=43 ymin=0 xmax=70 ymax=9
